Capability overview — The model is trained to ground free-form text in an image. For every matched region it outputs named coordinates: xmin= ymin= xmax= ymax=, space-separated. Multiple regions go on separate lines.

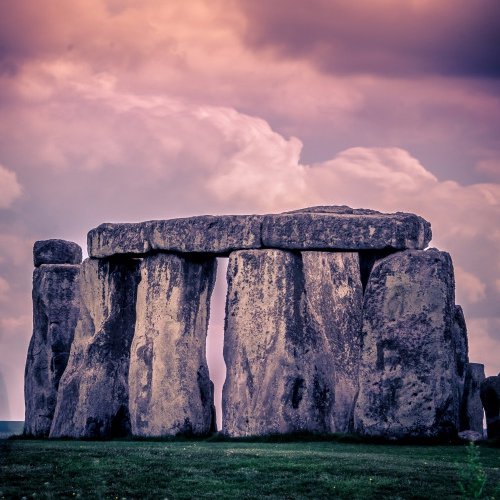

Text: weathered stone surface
xmin=87 ymin=207 xmax=431 ymax=258
xmin=129 ymin=253 xmax=217 ymax=436
xmin=301 ymin=251 xmax=363 ymax=432
xmin=262 ymin=211 xmax=431 ymax=251
xmin=223 ymin=249 xmax=330 ymax=436
xmin=451 ymin=305 xmax=471 ymax=433
xmin=480 ymin=375 xmax=500 ymax=439
xmin=461 ymin=363 xmax=485 ymax=433
xmin=222 ymin=249 xmax=362 ymax=436
xmin=50 ymin=258 xmax=140 ymax=438
xmin=354 ymin=249 xmax=460 ymax=438
xmin=87 ymin=215 xmax=262 ymax=258
xmin=24 ymin=264 xmax=80 ymax=437
xmin=34 ymin=239 xmax=82 ymax=267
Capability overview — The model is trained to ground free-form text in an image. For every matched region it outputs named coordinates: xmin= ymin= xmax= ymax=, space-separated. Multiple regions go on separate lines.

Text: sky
xmin=0 ymin=0 xmax=499 ymax=423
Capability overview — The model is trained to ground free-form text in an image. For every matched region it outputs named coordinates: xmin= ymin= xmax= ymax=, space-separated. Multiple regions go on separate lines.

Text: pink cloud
xmin=0 ymin=0 xmax=498 ymax=422
xmin=0 ymin=165 xmax=22 ymax=208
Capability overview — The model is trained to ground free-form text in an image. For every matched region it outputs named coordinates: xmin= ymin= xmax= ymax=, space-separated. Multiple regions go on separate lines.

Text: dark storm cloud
xmin=239 ymin=0 xmax=500 ymax=78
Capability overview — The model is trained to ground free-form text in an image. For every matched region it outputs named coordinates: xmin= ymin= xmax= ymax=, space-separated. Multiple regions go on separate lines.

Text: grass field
xmin=1 ymin=437 xmax=499 ymax=499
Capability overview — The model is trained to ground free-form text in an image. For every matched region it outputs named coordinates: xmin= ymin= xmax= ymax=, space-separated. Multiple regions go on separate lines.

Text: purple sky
xmin=0 ymin=0 xmax=499 ymax=421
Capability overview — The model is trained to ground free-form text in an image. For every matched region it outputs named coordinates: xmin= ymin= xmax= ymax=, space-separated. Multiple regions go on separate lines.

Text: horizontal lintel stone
xmin=261 ymin=211 xmax=431 ymax=251
xmin=34 ymin=239 xmax=82 ymax=267
xmin=87 ymin=207 xmax=432 ymax=258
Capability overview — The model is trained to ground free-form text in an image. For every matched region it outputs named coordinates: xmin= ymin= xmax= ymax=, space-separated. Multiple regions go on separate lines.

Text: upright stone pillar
xmin=354 ymin=249 xmax=460 ymax=439
xmin=222 ymin=249 xmax=363 ymax=437
xmin=461 ymin=363 xmax=485 ymax=433
xmin=480 ymin=374 xmax=500 ymax=440
xmin=128 ymin=253 xmax=217 ymax=436
xmin=24 ymin=240 xmax=82 ymax=437
xmin=301 ymin=251 xmax=363 ymax=432
xmin=50 ymin=257 xmax=140 ymax=438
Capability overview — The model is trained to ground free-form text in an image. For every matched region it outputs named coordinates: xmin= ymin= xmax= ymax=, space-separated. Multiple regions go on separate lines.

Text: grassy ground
xmin=1 ymin=437 xmax=499 ymax=499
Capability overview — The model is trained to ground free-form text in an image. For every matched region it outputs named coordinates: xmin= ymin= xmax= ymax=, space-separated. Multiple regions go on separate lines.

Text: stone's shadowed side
xmin=461 ymin=363 xmax=485 ymax=433
xmin=480 ymin=374 xmax=500 ymax=439
xmin=50 ymin=257 xmax=141 ymax=438
xmin=34 ymin=239 xmax=82 ymax=267
xmin=129 ymin=253 xmax=217 ymax=436
xmin=24 ymin=263 xmax=80 ymax=437
xmin=451 ymin=305 xmax=472 ymax=432
xmin=354 ymin=249 xmax=463 ymax=438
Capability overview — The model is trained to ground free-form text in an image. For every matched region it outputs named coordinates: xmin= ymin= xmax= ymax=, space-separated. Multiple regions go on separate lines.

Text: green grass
xmin=1 ymin=438 xmax=499 ymax=499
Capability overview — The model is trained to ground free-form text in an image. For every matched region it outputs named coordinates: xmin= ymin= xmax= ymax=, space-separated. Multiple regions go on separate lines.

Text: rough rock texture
xmin=480 ymin=375 xmax=500 ymax=439
xmin=34 ymin=239 xmax=82 ymax=267
xmin=129 ymin=253 xmax=217 ymax=436
xmin=301 ymin=251 xmax=363 ymax=432
xmin=24 ymin=264 xmax=80 ymax=437
xmin=87 ymin=207 xmax=432 ymax=258
xmin=461 ymin=363 xmax=485 ymax=433
xmin=87 ymin=215 xmax=262 ymax=258
xmin=50 ymin=258 xmax=140 ymax=438
xmin=222 ymin=249 xmax=363 ymax=437
xmin=354 ymin=249 xmax=460 ymax=438
xmin=262 ymin=211 xmax=431 ymax=251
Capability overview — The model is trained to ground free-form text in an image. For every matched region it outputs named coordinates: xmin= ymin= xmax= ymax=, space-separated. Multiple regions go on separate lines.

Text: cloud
xmin=454 ymin=266 xmax=487 ymax=304
xmin=0 ymin=165 xmax=22 ymax=208
xmin=476 ymin=157 xmax=500 ymax=180
xmin=0 ymin=1 xmax=498 ymax=421
xmin=0 ymin=276 xmax=10 ymax=302
xmin=238 ymin=0 xmax=500 ymax=78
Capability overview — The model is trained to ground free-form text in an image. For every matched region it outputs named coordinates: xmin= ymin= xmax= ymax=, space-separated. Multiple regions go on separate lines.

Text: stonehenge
xmin=24 ymin=206 xmax=488 ymax=439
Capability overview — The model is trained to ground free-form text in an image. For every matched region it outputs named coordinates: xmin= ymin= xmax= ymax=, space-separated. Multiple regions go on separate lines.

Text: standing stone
xmin=480 ymin=375 xmax=500 ymax=440
xmin=128 ymin=253 xmax=217 ymax=436
xmin=223 ymin=249 xmax=362 ymax=437
xmin=354 ymin=249 xmax=460 ymax=439
xmin=301 ymin=251 xmax=363 ymax=432
xmin=50 ymin=258 xmax=140 ymax=438
xmin=452 ymin=305 xmax=469 ymax=422
xmin=461 ymin=363 xmax=485 ymax=433
xmin=24 ymin=263 xmax=80 ymax=437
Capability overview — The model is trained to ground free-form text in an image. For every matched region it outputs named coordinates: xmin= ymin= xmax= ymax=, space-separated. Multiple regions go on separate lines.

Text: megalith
xmin=461 ymin=363 xmax=485 ymax=433
xmin=480 ymin=374 xmax=500 ymax=440
xmin=128 ymin=253 xmax=217 ymax=436
xmin=24 ymin=240 xmax=82 ymax=436
xmin=354 ymin=249 xmax=460 ymax=438
xmin=50 ymin=257 xmax=140 ymax=438
xmin=222 ymin=249 xmax=363 ymax=437
xmin=301 ymin=251 xmax=363 ymax=432
xmin=452 ymin=305 xmax=469 ymax=420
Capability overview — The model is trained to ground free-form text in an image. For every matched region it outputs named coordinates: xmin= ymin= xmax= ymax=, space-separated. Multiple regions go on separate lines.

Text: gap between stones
xmin=206 ymin=257 xmax=228 ymax=431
